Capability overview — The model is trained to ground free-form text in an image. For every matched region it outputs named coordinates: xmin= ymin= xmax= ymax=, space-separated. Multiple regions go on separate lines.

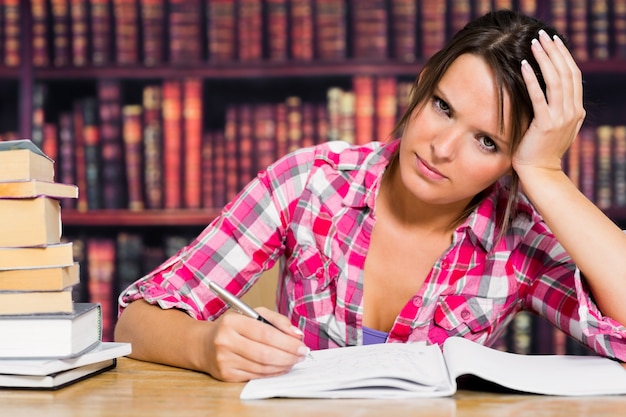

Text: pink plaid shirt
xmin=119 ymin=139 xmax=626 ymax=360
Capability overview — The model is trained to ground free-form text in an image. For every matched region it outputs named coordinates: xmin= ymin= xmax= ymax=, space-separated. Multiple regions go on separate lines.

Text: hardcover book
xmin=0 ymin=263 xmax=79 ymax=291
xmin=0 ymin=140 xmax=54 ymax=182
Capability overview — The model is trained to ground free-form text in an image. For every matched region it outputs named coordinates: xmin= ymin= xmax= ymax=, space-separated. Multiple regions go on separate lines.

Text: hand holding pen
xmin=208 ymin=281 xmax=314 ymax=360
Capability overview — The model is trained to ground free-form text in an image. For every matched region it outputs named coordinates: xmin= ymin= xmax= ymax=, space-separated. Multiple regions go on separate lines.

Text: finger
xmin=532 ymin=32 xmax=563 ymax=109
xmin=521 ymin=58 xmax=548 ymax=120
xmin=257 ymin=307 xmax=305 ymax=339
xmin=552 ymin=34 xmax=586 ymax=122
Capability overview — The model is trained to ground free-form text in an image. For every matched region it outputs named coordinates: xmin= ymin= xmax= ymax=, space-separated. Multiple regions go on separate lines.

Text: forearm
xmin=114 ymin=300 xmax=211 ymax=372
xmin=518 ymin=166 xmax=626 ymax=325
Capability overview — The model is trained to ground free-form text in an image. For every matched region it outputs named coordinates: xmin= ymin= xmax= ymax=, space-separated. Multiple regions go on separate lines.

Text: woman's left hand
xmin=512 ymin=29 xmax=586 ymax=174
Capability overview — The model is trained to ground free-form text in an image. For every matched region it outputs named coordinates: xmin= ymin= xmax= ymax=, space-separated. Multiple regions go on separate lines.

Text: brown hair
xmin=392 ymin=9 xmax=566 ymax=234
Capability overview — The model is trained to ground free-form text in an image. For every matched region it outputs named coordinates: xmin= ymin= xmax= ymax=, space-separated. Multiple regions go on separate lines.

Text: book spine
xmin=350 ymin=0 xmax=388 ymax=60
xmin=314 ymin=0 xmax=346 ymax=61
xmin=267 ymin=0 xmax=288 ymax=62
xmin=113 ymin=0 xmax=140 ymax=65
xmin=3 ymin=0 xmax=20 ymax=67
xmin=211 ymin=130 xmax=227 ymax=208
xmin=375 ymin=76 xmax=397 ymax=143
xmin=31 ymin=83 xmax=47 ymax=150
xmin=140 ymin=0 xmax=165 ymax=66
xmin=614 ymin=126 xmax=626 ymax=207
xmin=83 ymin=97 xmax=102 ymax=210
xmin=143 ymin=84 xmax=164 ymax=209
xmin=74 ymin=99 xmax=88 ymax=211
xmin=449 ymin=0 xmax=471 ymax=38
xmin=290 ymin=0 xmax=314 ymax=61
xmin=183 ymin=78 xmax=203 ymax=209
xmin=390 ymin=0 xmax=416 ymax=62
xmin=98 ymin=79 xmax=126 ymax=209
xmin=90 ymin=0 xmax=113 ymax=66
xmin=207 ymin=0 xmax=237 ymax=62
xmin=420 ymin=0 xmax=446 ymax=59
xmin=615 ymin=0 xmax=626 ymax=59
xmin=87 ymin=237 xmax=115 ymax=341
xmin=275 ymin=102 xmax=289 ymax=158
xmin=569 ymin=0 xmax=589 ymax=62
xmin=300 ymin=102 xmax=315 ymax=149
xmin=70 ymin=0 xmax=89 ymax=67
xmin=238 ymin=0 xmax=263 ymax=61
xmin=169 ymin=0 xmax=202 ymax=65
xmin=51 ymin=0 xmax=71 ymax=67
xmin=223 ymin=105 xmax=238 ymax=202
xmin=595 ymin=125 xmax=612 ymax=210
xmin=353 ymin=75 xmax=375 ymax=145
xmin=123 ymin=105 xmax=144 ymax=211
xmin=254 ymin=104 xmax=277 ymax=172
xmin=31 ymin=0 xmax=50 ymax=67
xmin=201 ymin=131 xmax=214 ymax=209
xmin=162 ymin=80 xmax=183 ymax=209
xmin=286 ymin=96 xmax=303 ymax=152
xmin=590 ymin=0 xmax=609 ymax=60
xmin=579 ymin=125 xmax=596 ymax=202
xmin=315 ymin=102 xmax=328 ymax=144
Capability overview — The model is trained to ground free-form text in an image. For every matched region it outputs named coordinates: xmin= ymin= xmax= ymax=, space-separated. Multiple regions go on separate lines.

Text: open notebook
xmin=240 ymin=337 xmax=626 ymax=399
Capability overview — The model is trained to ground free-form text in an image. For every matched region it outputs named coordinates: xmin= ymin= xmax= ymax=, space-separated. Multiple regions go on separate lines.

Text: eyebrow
xmin=435 ymin=87 xmax=512 ymax=152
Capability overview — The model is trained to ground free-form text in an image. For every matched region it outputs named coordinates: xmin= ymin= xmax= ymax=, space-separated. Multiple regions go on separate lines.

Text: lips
xmin=415 ymin=154 xmax=447 ymax=180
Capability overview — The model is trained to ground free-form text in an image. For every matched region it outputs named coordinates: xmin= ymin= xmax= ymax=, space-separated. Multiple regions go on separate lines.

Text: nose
xmin=430 ymin=126 xmax=462 ymax=161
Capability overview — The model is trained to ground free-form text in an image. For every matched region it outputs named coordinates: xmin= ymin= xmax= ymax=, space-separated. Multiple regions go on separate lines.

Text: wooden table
xmin=1 ymin=357 xmax=625 ymax=417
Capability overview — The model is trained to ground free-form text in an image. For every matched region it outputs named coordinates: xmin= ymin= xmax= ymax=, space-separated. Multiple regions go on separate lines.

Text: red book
xmin=301 ymin=102 xmax=315 ymax=149
xmin=286 ymin=96 xmax=303 ymax=152
xmin=290 ymin=0 xmax=314 ymax=60
xmin=91 ymin=0 xmax=113 ymax=66
xmin=390 ymin=0 xmax=416 ymax=62
xmin=31 ymin=0 xmax=50 ymax=67
xmin=140 ymin=0 xmax=165 ymax=66
xmin=43 ymin=123 xmax=58 ymax=164
xmin=579 ymin=126 xmax=596 ymax=202
xmin=51 ymin=0 xmax=71 ymax=67
xmin=353 ymin=75 xmax=374 ymax=145
xmin=350 ymin=0 xmax=388 ymax=60
xmin=595 ymin=125 xmax=612 ymax=210
xmin=169 ymin=0 xmax=202 ymax=65
xmin=267 ymin=0 xmax=288 ymax=61
xmin=315 ymin=102 xmax=329 ymax=144
xmin=113 ymin=0 xmax=140 ymax=65
xmin=420 ymin=0 xmax=446 ymax=59
xmin=87 ymin=237 xmax=115 ymax=342
xmin=275 ymin=103 xmax=289 ymax=158
xmin=123 ymin=105 xmax=144 ymax=211
xmin=449 ymin=0 xmax=471 ymax=38
xmin=207 ymin=0 xmax=237 ymax=62
xmin=162 ymin=80 xmax=183 ymax=209
xmin=314 ymin=0 xmax=346 ymax=60
xmin=183 ymin=78 xmax=203 ymax=209
xmin=143 ymin=85 xmax=164 ymax=209
xmin=70 ymin=0 xmax=89 ymax=66
xmin=3 ymin=0 xmax=20 ymax=67
xmin=238 ymin=0 xmax=263 ymax=61
xmin=254 ymin=104 xmax=277 ymax=173
xmin=375 ymin=76 xmax=398 ymax=143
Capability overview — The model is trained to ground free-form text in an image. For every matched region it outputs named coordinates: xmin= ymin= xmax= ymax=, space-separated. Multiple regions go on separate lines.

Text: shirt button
xmin=440 ymin=260 xmax=450 ymax=269
xmin=461 ymin=309 xmax=471 ymax=320
xmin=315 ymin=268 xmax=324 ymax=278
xmin=412 ymin=296 xmax=423 ymax=308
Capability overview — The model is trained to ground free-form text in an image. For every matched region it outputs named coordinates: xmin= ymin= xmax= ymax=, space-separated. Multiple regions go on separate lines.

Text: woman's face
xmin=398 ymin=53 xmax=514 ymax=208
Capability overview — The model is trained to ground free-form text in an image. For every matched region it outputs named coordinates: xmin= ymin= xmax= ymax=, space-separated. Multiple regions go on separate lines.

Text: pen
xmin=208 ymin=281 xmax=313 ymax=359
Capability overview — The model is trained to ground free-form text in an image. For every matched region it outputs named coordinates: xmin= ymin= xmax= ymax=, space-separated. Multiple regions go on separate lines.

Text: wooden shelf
xmin=61 ymin=209 xmax=220 ymax=227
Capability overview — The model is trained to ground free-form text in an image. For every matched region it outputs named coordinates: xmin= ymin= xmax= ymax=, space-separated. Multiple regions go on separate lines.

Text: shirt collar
xmin=341 ymin=140 xmax=400 ymax=209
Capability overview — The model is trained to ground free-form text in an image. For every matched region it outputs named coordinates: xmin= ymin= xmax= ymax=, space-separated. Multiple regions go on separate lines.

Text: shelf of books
xmin=1 ymin=0 xmax=625 ymax=354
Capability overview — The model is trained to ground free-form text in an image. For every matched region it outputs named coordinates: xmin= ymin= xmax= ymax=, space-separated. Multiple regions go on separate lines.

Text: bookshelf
xmin=4 ymin=0 xmax=626 ymax=348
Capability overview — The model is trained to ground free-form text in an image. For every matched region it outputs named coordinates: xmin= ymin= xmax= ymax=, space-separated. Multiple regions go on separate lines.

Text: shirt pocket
xmin=286 ymin=245 xmax=340 ymax=307
xmin=433 ymin=295 xmax=497 ymax=338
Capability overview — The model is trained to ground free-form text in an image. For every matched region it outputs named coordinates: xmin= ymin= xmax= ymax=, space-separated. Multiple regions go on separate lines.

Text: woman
xmin=115 ymin=10 xmax=626 ymax=382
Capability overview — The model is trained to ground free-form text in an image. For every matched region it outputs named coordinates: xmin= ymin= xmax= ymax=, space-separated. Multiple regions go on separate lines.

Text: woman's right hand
xmin=201 ymin=307 xmax=310 ymax=382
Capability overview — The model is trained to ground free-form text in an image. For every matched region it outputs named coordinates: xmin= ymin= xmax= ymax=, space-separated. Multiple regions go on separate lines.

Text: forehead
xmin=438 ymin=54 xmax=513 ymax=147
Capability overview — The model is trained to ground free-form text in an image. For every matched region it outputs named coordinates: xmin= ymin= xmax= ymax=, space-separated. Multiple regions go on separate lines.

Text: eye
xmin=432 ymin=96 xmax=450 ymax=116
xmin=477 ymin=136 xmax=498 ymax=153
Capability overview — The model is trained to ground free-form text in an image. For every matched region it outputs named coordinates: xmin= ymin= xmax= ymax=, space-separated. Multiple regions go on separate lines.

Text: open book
xmin=240 ymin=337 xmax=626 ymax=399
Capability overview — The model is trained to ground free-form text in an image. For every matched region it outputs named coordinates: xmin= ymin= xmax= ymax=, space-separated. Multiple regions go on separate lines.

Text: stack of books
xmin=0 ymin=139 xmax=131 ymax=389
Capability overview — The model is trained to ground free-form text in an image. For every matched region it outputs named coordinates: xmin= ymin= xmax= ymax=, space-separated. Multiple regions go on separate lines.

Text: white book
xmin=0 ymin=342 xmax=131 ymax=376
xmin=0 ymin=359 xmax=117 ymax=390
xmin=240 ymin=337 xmax=626 ymax=400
